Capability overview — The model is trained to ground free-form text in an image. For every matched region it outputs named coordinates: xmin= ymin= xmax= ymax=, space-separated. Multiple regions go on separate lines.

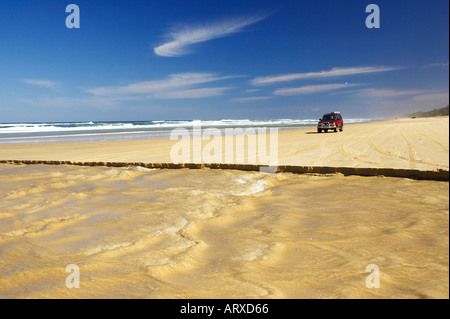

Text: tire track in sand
xmin=307 ymin=139 xmax=333 ymax=166
xmin=400 ymin=133 xmax=416 ymax=169
xmin=367 ymin=132 xmax=448 ymax=170
xmin=338 ymin=141 xmax=383 ymax=167
xmin=417 ymin=131 xmax=449 ymax=153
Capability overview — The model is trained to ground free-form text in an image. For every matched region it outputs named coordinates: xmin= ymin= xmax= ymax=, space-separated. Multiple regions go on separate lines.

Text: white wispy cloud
xmin=21 ymin=78 xmax=60 ymax=90
xmin=86 ymin=72 xmax=234 ymax=100
xmin=252 ymin=66 xmax=401 ymax=85
xmin=425 ymin=62 xmax=449 ymax=69
xmin=18 ymin=95 xmax=123 ymax=110
xmin=88 ymin=73 xmax=226 ymax=95
xmin=231 ymin=96 xmax=274 ymax=102
xmin=154 ymin=87 xmax=232 ymax=99
xmin=274 ymin=83 xmax=361 ymax=96
xmin=408 ymin=92 xmax=449 ymax=111
xmin=363 ymin=91 xmax=449 ymax=117
xmin=357 ymin=88 xmax=432 ymax=98
xmin=154 ymin=14 xmax=266 ymax=57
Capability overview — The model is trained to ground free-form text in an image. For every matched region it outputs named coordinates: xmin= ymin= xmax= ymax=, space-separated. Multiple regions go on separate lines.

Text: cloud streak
xmin=425 ymin=62 xmax=449 ymax=69
xmin=86 ymin=72 xmax=234 ymax=100
xmin=357 ymin=88 xmax=433 ymax=98
xmin=252 ymin=66 xmax=401 ymax=85
xmin=154 ymin=87 xmax=232 ymax=99
xmin=21 ymin=79 xmax=60 ymax=90
xmin=154 ymin=15 xmax=266 ymax=57
xmin=274 ymin=83 xmax=361 ymax=96
xmin=231 ymin=96 xmax=273 ymax=102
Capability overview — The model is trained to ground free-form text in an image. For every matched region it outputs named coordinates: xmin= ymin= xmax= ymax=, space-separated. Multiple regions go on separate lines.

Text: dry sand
xmin=1 ymin=117 xmax=448 ymax=171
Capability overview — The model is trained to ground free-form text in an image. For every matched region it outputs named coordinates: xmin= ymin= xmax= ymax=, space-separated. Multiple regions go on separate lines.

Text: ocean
xmin=0 ymin=118 xmax=372 ymax=144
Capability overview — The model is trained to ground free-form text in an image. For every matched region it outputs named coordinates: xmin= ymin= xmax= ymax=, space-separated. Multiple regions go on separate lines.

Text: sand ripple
xmin=0 ymin=164 xmax=448 ymax=298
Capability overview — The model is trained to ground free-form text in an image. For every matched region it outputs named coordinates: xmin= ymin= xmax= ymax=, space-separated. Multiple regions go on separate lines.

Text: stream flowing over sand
xmin=0 ymin=164 xmax=448 ymax=298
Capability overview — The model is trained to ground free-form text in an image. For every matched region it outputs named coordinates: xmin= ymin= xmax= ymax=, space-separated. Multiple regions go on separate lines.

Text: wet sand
xmin=0 ymin=117 xmax=448 ymax=299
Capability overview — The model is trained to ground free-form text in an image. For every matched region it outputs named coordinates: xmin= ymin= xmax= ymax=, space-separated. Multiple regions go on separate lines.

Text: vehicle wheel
xmin=340 ymin=126 xmax=343 ymax=132
xmin=334 ymin=128 xmax=338 ymax=132
xmin=324 ymin=129 xmax=328 ymax=133
xmin=317 ymin=128 xmax=322 ymax=133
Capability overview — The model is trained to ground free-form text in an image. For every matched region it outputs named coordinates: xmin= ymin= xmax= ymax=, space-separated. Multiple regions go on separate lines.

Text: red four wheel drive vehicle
xmin=317 ymin=112 xmax=344 ymax=133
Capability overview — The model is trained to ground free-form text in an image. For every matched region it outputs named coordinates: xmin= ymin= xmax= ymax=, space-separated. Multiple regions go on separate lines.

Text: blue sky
xmin=0 ymin=0 xmax=448 ymax=122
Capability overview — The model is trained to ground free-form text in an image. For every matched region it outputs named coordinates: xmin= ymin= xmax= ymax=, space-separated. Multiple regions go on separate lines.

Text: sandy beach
xmin=1 ymin=117 xmax=449 ymax=171
xmin=2 ymin=0 xmax=449 ymax=303
xmin=0 ymin=117 xmax=448 ymax=299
